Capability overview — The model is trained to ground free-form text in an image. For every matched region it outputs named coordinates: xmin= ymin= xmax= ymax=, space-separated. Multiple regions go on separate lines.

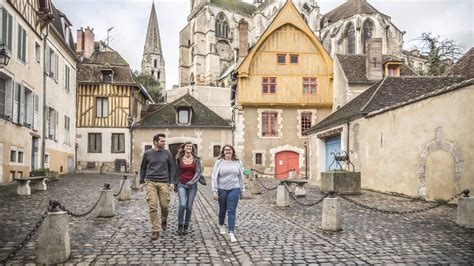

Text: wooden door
xmin=325 ymin=135 xmax=341 ymax=171
xmin=275 ymin=151 xmax=299 ymax=179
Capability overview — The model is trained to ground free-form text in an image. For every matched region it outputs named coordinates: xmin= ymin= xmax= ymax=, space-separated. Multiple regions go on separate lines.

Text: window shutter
xmin=45 ymin=47 xmax=50 ymax=75
xmin=7 ymin=13 xmax=12 ymax=50
xmin=103 ymin=98 xmax=108 ymax=116
xmin=19 ymin=85 xmax=25 ymax=125
xmin=88 ymin=134 xmax=94 ymax=152
xmin=0 ymin=78 xmax=5 ymax=117
xmin=12 ymin=82 xmax=19 ymax=123
xmin=119 ymin=134 xmax=125 ymax=152
xmin=21 ymin=28 xmax=26 ymax=62
xmin=54 ymin=110 xmax=58 ymax=140
xmin=33 ymin=94 xmax=39 ymax=130
xmin=54 ymin=54 xmax=59 ymax=81
xmin=97 ymin=134 xmax=102 ymax=152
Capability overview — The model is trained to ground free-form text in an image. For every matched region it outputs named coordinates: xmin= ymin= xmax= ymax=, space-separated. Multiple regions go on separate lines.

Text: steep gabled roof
xmin=444 ymin=48 xmax=474 ymax=79
xmin=324 ymin=0 xmax=389 ymax=24
xmin=336 ymin=54 xmax=417 ymax=84
xmin=135 ymin=94 xmax=232 ymax=128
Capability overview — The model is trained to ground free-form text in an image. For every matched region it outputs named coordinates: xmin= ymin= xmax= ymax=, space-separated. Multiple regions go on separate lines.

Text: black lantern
xmin=0 ymin=44 xmax=11 ymax=68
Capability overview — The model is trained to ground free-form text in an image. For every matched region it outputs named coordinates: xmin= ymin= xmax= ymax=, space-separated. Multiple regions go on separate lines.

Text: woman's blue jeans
xmin=177 ymin=183 xmax=198 ymax=225
xmin=218 ymin=187 xmax=240 ymax=233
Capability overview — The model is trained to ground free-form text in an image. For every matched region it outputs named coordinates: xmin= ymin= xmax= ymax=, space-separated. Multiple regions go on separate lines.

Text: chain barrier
xmin=284 ymin=184 xmax=330 ymax=206
xmin=339 ymin=190 xmax=468 ymax=214
xmin=60 ymin=192 xmax=103 ymax=218
xmin=251 ymin=168 xmax=292 ymax=177
xmin=255 ymin=175 xmax=280 ymax=191
xmin=0 ymin=211 xmax=48 ymax=264
xmin=113 ymin=176 xmax=127 ymax=197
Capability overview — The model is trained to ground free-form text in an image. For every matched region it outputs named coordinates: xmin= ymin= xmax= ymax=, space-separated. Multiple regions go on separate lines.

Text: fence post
xmin=36 ymin=201 xmax=70 ymax=264
xmin=321 ymin=196 xmax=342 ymax=231
xmin=118 ymin=176 xmax=132 ymax=201
xmin=97 ymin=184 xmax=115 ymax=218
xmin=457 ymin=192 xmax=473 ymax=228
xmin=251 ymin=173 xmax=262 ymax=195
xmin=276 ymin=184 xmax=289 ymax=207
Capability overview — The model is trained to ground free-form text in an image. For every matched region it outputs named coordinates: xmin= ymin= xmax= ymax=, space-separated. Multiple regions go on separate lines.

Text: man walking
xmin=140 ymin=133 xmax=175 ymax=240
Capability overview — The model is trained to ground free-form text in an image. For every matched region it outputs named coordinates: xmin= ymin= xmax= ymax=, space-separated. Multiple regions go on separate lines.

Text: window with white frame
xmin=33 ymin=94 xmax=39 ymax=130
xmin=23 ymin=87 xmax=33 ymax=128
xmin=64 ymin=115 xmax=70 ymax=144
xmin=47 ymin=107 xmax=58 ymax=140
xmin=17 ymin=24 xmax=27 ymax=63
xmin=1 ymin=8 xmax=13 ymax=51
xmin=17 ymin=150 xmax=23 ymax=163
xmin=88 ymin=133 xmax=102 ymax=153
xmin=177 ymin=108 xmax=190 ymax=124
xmin=64 ymin=65 xmax=70 ymax=92
xmin=111 ymin=133 xmax=125 ymax=153
xmin=12 ymin=82 xmax=20 ymax=124
xmin=10 ymin=149 xmax=16 ymax=162
xmin=48 ymin=48 xmax=59 ymax=81
xmin=96 ymin=97 xmax=108 ymax=118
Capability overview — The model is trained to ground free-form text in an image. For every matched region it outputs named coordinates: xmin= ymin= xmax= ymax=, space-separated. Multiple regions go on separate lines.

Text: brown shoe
xmin=161 ymin=220 xmax=167 ymax=230
xmin=151 ymin=231 xmax=159 ymax=240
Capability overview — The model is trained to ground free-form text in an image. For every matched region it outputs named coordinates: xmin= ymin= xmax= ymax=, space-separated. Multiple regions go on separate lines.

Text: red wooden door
xmin=275 ymin=151 xmax=299 ymax=179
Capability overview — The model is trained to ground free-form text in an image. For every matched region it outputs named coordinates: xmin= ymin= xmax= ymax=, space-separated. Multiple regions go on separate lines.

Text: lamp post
xmin=0 ymin=43 xmax=11 ymax=68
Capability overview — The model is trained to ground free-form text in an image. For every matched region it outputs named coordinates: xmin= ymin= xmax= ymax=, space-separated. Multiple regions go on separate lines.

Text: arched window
xmin=154 ymin=59 xmax=158 ymax=68
xmin=215 ymin=13 xmax=229 ymax=38
xmin=345 ymin=22 xmax=355 ymax=54
xmin=362 ymin=19 xmax=374 ymax=53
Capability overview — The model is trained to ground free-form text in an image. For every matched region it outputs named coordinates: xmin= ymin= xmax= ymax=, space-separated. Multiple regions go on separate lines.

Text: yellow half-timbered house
xmin=234 ymin=0 xmax=333 ymax=179
xmin=75 ymin=28 xmax=153 ymax=172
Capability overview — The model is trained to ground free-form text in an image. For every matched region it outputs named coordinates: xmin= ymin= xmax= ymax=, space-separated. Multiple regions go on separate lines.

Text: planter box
xmin=321 ymin=171 xmax=361 ymax=195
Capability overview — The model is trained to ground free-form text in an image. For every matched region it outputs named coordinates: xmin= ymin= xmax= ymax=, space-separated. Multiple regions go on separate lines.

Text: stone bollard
xmin=294 ymin=184 xmax=306 ymax=197
xmin=276 ymin=184 xmax=289 ymax=207
xmin=36 ymin=200 xmax=70 ymax=264
xmin=31 ymin=179 xmax=47 ymax=191
xmin=321 ymin=196 xmax=342 ymax=231
xmin=132 ymin=172 xmax=140 ymax=190
xmin=118 ymin=177 xmax=132 ymax=201
xmin=17 ymin=181 xmax=31 ymax=196
xmin=251 ymin=174 xmax=262 ymax=195
xmin=97 ymin=184 xmax=115 ymax=218
xmin=456 ymin=190 xmax=473 ymax=228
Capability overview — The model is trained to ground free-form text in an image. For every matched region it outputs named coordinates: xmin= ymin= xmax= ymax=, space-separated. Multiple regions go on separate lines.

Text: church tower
xmin=142 ymin=2 xmax=166 ymax=89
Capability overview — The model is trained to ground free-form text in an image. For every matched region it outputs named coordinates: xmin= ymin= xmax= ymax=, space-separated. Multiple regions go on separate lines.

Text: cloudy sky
xmin=53 ymin=0 xmax=473 ymax=90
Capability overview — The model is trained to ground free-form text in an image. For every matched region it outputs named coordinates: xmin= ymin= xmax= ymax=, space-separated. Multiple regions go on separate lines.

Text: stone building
xmin=306 ymin=48 xmax=474 ymax=200
xmin=141 ymin=2 xmax=166 ymax=89
xmin=75 ymin=28 xmax=153 ymax=172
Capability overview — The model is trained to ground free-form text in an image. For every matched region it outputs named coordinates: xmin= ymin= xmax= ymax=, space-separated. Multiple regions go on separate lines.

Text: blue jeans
xmin=177 ymin=183 xmax=198 ymax=225
xmin=218 ymin=188 xmax=241 ymax=233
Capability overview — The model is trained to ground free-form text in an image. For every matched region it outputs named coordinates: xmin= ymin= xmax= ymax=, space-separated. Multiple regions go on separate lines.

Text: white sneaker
xmin=228 ymin=232 xmax=237 ymax=243
xmin=219 ymin=225 xmax=227 ymax=235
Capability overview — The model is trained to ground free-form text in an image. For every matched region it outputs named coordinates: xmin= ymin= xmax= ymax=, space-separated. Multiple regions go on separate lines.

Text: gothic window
xmin=345 ymin=22 xmax=355 ymax=54
xmin=362 ymin=19 xmax=374 ymax=54
xmin=215 ymin=13 xmax=229 ymax=38
xmin=154 ymin=59 xmax=158 ymax=68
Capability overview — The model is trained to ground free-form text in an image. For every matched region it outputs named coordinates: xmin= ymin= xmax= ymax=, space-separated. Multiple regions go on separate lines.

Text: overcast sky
xmin=53 ymin=0 xmax=473 ymax=90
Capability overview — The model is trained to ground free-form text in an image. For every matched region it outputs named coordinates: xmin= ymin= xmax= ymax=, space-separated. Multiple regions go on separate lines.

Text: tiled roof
xmin=50 ymin=4 xmax=76 ymax=57
xmin=210 ymin=0 xmax=256 ymax=15
xmin=135 ymin=94 xmax=232 ymax=128
xmin=444 ymin=48 xmax=474 ymax=79
xmin=324 ymin=0 xmax=389 ymax=23
xmin=336 ymin=54 xmax=417 ymax=84
xmin=307 ymin=76 xmax=466 ymax=133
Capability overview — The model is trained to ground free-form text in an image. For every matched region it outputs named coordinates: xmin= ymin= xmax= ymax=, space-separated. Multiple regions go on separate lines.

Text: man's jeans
xmin=177 ymin=183 xmax=198 ymax=225
xmin=218 ymin=187 xmax=241 ymax=233
xmin=145 ymin=181 xmax=171 ymax=232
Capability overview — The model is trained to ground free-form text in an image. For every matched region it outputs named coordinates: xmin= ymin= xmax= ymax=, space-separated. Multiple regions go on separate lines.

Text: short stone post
xmin=97 ymin=184 xmax=115 ymax=218
xmin=321 ymin=195 xmax=342 ymax=231
xmin=276 ymin=184 xmax=289 ymax=207
xmin=132 ymin=172 xmax=140 ymax=190
xmin=251 ymin=174 xmax=262 ymax=195
xmin=118 ymin=176 xmax=132 ymax=201
xmin=294 ymin=183 xmax=306 ymax=197
xmin=17 ymin=181 xmax=31 ymax=196
xmin=457 ymin=189 xmax=473 ymax=228
xmin=36 ymin=200 xmax=70 ymax=264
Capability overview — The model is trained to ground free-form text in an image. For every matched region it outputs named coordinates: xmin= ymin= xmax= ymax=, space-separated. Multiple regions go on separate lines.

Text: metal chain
xmin=340 ymin=191 xmax=465 ymax=214
xmin=252 ymin=168 xmax=292 ymax=177
xmin=0 ymin=211 xmax=48 ymax=264
xmin=256 ymin=176 xmax=280 ymax=191
xmin=113 ymin=179 xmax=126 ymax=197
xmin=284 ymin=184 xmax=330 ymax=206
xmin=60 ymin=193 xmax=103 ymax=218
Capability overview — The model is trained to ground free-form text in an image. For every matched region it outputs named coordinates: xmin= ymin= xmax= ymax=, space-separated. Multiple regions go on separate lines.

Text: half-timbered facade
xmin=75 ymin=28 xmax=153 ymax=172
xmin=234 ymin=0 xmax=333 ymax=179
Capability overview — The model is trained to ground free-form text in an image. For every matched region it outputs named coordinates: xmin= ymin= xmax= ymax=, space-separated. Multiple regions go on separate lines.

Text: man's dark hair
xmin=153 ymin=133 xmax=166 ymax=142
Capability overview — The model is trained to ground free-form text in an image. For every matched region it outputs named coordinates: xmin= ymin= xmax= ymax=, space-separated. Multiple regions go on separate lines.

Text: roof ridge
xmin=360 ymin=76 xmax=387 ymax=113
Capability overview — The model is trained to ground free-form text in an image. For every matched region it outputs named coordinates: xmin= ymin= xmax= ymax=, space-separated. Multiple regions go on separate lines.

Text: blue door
xmin=325 ymin=135 xmax=341 ymax=171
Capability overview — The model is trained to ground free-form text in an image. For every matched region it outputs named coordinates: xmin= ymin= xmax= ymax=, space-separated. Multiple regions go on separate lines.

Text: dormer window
xmin=384 ymin=62 xmax=401 ymax=77
xmin=101 ymin=69 xmax=113 ymax=83
xmin=177 ymin=107 xmax=191 ymax=125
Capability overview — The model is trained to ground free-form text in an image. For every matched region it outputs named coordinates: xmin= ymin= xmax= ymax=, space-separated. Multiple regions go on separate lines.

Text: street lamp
xmin=0 ymin=44 xmax=11 ymax=68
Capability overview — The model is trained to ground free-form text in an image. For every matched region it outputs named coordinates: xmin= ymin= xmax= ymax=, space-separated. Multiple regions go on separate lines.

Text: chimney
xmin=238 ymin=20 xmax=249 ymax=59
xmin=83 ymin=26 xmax=95 ymax=59
xmin=76 ymin=27 xmax=84 ymax=53
xmin=365 ymin=38 xmax=383 ymax=81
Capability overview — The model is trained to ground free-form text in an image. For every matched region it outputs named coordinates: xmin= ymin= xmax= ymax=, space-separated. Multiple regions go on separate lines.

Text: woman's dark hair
xmin=219 ymin=144 xmax=238 ymax=161
xmin=176 ymin=141 xmax=199 ymax=161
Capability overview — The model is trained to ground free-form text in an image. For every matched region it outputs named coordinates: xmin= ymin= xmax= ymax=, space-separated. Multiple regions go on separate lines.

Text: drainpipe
xmin=346 ymin=121 xmax=351 ymax=168
xmin=40 ymin=27 xmax=49 ymax=169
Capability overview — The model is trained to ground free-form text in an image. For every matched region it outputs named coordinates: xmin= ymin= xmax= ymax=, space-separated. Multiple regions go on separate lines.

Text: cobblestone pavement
xmin=0 ymin=173 xmax=473 ymax=264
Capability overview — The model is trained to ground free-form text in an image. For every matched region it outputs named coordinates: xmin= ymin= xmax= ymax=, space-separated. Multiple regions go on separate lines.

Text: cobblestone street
xmin=0 ymin=173 xmax=473 ymax=264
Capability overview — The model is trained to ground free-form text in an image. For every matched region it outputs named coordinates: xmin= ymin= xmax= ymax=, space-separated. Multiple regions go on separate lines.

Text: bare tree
xmin=413 ymin=33 xmax=464 ymax=76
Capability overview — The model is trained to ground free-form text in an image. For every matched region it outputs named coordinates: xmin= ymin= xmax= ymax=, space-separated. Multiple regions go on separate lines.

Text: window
xmin=177 ymin=108 xmax=190 ymax=124
xmin=33 ymin=94 xmax=39 ymax=130
xmin=145 ymin=145 xmax=152 ymax=151
xmin=96 ymin=97 xmax=108 ymax=118
xmin=101 ymin=70 xmax=113 ymax=83
xmin=12 ymin=82 xmax=20 ymax=124
xmin=88 ymin=133 xmax=102 ymax=153
xmin=64 ymin=65 xmax=70 ymax=92
xmin=64 ymin=115 xmax=70 ymax=144
xmin=301 ymin=112 xmax=312 ymax=136
xmin=345 ymin=22 xmax=355 ymax=54
xmin=48 ymin=48 xmax=59 ymax=80
xmin=157 ymin=71 xmax=160 ymax=80
xmin=10 ymin=150 xmax=16 ymax=162
xmin=262 ymin=77 xmax=276 ymax=94
xmin=1 ymin=9 xmax=13 ymax=51
xmin=44 ymin=154 xmax=49 ymax=166
xmin=0 ymin=78 xmax=5 ymax=118
xmin=22 ymin=87 xmax=33 ymax=127
xmin=18 ymin=151 xmax=23 ymax=163
xmin=255 ymin=153 xmax=262 ymax=165
xmin=112 ymin=133 xmax=125 ymax=153
xmin=362 ymin=19 xmax=374 ymax=54
xmin=277 ymin=54 xmax=286 ymax=64
xmin=216 ymin=13 xmax=229 ymax=38
xmin=47 ymin=107 xmax=58 ymax=140
xmin=261 ymin=112 xmax=278 ymax=137
xmin=213 ymin=145 xmax=221 ymax=157
xmin=154 ymin=59 xmax=158 ymax=68
xmin=35 ymin=42 xmax=41 ymax=63
xmin=303 ymin=78 xmax=317 ymax=94
xmin=290 ymin=54 xmax=299 ymax=64
xmin=388 ymin=65 xmax=399 ymax=77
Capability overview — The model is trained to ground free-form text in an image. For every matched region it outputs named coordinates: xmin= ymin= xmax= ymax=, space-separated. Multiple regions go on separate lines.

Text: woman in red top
xmin=173 ymin=142 xmax=202 ymax=235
